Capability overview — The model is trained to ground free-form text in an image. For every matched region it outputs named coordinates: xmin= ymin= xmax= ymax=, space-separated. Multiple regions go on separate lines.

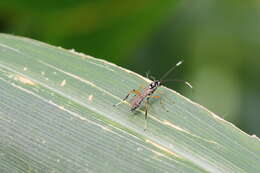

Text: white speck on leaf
xmin=15 ymin=75 xmax=36 ymax=85
xmin=137 ymin=147 xmax=143 ymax=151
xmin=60 ymin=79 xmax=66 ymax=87
xmin=88 ymin=95 xmax=93 ymax=102
xmin=59 ymin=106 xmax=65 ymax=110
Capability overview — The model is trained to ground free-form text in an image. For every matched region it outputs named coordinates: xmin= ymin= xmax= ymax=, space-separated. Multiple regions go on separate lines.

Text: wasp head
xmin=149 ymin=80 xmax=161 ymax=89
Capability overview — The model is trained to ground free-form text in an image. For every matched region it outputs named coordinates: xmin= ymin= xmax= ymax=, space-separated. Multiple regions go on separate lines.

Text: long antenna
xmin=162 ymin=79 xmax=193 ymax=88
xmin=160 ymin=60 xmax=183 ymax=81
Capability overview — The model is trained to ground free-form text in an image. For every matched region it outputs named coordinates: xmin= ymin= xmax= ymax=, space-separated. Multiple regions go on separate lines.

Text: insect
xmin=113 ymin=61 xmax=192 ymax=129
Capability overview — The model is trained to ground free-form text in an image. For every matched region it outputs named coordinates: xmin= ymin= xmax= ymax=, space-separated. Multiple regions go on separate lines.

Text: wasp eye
xmin=150 ymin=81 xmax=159 ymax=88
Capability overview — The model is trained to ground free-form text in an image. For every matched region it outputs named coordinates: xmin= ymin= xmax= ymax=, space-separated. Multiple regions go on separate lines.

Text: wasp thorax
xmin=149 ymin=80 xmax=161 ymax=89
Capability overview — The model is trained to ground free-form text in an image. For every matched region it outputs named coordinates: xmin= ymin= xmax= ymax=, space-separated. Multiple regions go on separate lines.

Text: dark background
xmin=1 ymin=0 xmax=259 ymax=136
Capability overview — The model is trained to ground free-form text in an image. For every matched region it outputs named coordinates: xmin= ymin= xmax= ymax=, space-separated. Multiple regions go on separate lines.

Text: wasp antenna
xmin=146 ymin=71 xmax=156 ymax=81
xmin=185 ymin=81 xmax=193 ymax=88
xmin=162 ymin=79 xmax=193 ymax=89
xmin=160 ymin=60 xmax=184 ymax=81
xmin=176 ymin=60 xmax=183 ymax=67
xmin=145 ymin=71 xmax=151 ymax=78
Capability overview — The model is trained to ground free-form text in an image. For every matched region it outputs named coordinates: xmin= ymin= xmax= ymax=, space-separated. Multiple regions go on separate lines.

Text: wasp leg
xmin=160 ymin=98 xmax=169 ymax=112
xmin=149 ymin=95 xmax=160 ymax=99
xmin=150 ymin=94 xmax=169 ymax=112
xmin=146 ymin=71 xmax=156 ymax=81
xmin=113 ymin=89 xmax=141 ymax=107
xmin=144 ymin=96 xmax=159 ymax=130
xmin=149 ymin=95 xmax=162 ymax=105
xmin=144 ymin=97 xmax=150 ymax=131
xmin=137 ymin=85 xmax=145 ymax=91
xmin=145 ymin=98 xmax=150 ymax=119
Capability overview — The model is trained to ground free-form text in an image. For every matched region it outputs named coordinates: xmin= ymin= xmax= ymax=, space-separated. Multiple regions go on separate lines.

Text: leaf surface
xmin=0 ymin=34 xmax=259 ymax=173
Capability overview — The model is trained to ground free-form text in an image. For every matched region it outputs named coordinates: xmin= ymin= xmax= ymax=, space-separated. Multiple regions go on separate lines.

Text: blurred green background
xmin=0 ymin=0 xmax=259 ymax=137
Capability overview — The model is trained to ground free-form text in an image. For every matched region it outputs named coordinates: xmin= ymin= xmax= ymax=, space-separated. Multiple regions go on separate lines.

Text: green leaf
xmin=0 ymin=33 xmax=259 ymax=173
